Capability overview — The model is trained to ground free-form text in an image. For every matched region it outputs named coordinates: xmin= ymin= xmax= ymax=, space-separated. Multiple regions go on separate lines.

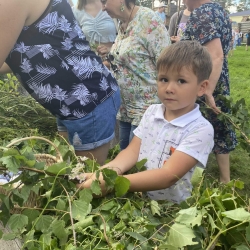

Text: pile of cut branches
xmin=0 ymin=74 xmax=57 ymax=143
xmin=0 ymin=137 xmax=250 ymax=249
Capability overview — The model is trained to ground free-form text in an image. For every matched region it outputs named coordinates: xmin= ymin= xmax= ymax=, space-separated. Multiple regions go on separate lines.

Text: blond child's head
xmin=157 ymin=40 xmax=212 ymax=83
xmin=156 ymin=41 xmax=212 ymax=120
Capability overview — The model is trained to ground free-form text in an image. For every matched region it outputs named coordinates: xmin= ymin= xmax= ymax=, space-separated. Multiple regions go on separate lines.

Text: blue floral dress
xmin=183 ymin=2 xmax=237 ymax=154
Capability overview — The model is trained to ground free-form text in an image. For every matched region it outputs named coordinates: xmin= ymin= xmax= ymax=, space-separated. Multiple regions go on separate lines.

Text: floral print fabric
xmin=110 ymin=7 xmax=170 ymax=126
xmin=183 ymin=2 xmax=237 ymax=153
xmin=5 ymin=0 xmax=118 ymax=120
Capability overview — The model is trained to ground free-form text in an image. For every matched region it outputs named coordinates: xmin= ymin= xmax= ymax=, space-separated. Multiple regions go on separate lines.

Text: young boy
xmin=79 ymin=40 xmax=214 ymax=204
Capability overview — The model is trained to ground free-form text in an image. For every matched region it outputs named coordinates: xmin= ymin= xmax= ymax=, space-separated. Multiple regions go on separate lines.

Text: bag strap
xmin=113 ymin=18 xmax=119 ymax=33
xmin=174 ymin=10 xmax=184 ymax=36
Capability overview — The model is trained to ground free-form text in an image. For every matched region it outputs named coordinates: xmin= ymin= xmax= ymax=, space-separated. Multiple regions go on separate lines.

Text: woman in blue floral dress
xmin=183 ymin=0 xmax=237 ymax=183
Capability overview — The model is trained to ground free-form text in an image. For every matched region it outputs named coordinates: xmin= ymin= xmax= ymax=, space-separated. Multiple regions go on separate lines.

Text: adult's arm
xmin=168 ymin=12 xmax=178 ymax=37
xmin=0 ymin=0 xmax=29 ymax=68
xmin=204 ymin=38 xmax=224 ymax=113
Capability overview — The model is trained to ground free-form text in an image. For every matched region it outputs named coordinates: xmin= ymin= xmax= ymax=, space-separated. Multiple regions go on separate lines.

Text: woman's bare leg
xmin=75 ymin=142 xmax=110 ymax=165
xmin=58 ymin=131 xmax=110 ymax=165
xmin=216 ymin=153 xmax=230 ymax=183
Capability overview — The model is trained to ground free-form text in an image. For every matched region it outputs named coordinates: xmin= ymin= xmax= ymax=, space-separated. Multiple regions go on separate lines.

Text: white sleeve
xmin=176 ymin=122 xmax=214 ymax=168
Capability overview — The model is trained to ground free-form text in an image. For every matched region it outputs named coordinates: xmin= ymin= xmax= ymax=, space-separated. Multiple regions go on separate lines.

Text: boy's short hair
xmin=156 ymin=40 xmax=212 ymax=83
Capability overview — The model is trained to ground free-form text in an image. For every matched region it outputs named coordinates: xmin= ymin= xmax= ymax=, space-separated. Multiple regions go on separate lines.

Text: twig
xmin=132 ymin=224 xmax=168 ymax=250
xmin=6 ymin=136 xmax=63 ymax=162
xmin=202 ymin=103 xmax=250 ymax=144
xmin=60 ymin=183 xmax=76 ymax=246
xmin=206 ymin=221 xmax=248 ymax=250
xmin=0 ymin=167 xmax=71 ymax=181
xmin=221 ymin=112 xmax=250 ymax=144
xmin=92 ymin=213 xmax=111 ymax=247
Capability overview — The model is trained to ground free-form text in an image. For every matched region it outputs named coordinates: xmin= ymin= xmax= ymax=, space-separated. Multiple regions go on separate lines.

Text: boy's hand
xmin=76 ymin=172 xmax=109 ymax=197
xmin=76 ymin=173 xmax=96 ymax=189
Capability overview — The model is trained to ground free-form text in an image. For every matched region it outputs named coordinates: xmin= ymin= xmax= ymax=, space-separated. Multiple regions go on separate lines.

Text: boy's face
xmin=157 ymin=66 xmax=207 ymax=120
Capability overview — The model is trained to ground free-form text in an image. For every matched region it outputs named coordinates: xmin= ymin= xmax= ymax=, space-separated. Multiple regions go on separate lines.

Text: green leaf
xmin=150 ymin=200 xmax=161 ymax=216
xmin=35 ymin=215 xmax=53 ymax=233
xmin=56 ymin=198 xmax=66 ymax=211
xmin=51 ymin=219 xmax=68 ymax=245
xmin=245 ymin=223 xmax=250 ymax=242
xmin=66 ymin=244 xmax=78 ymax=250
xmin=234 ymin=244 xmax=250 ymax=250
xmin=222 ymin=208 xmax=250 ymax=222
xmin=166 ymin=223 xmax=198 ymax=248
xmin=135 ymin=158 xmax=147 ymax=170
xmin=23 ymin=230 xmax=35 ymax=249
xmin=102 ymin=168 xmax=118 ymax=190
xmin=15 ymin=154 xmax=36 ymax=167
xmin=20 ymin=185 xmax=32 ymax=203
xmin=125 ymin=232 xmax=148 ymax=242
xmin=31 ymin=183 xmax=41 ymax=194
xmin=71 ymin=200 xmax=91 ymax=220
xmin=159 ymin=245 xmax=178 ymax=250
xmin=22 ymin=209 xmax=40 ymax=225
xmin=45 ymin=162 xmax=69 ymax=175
xmin=3 ymin=148 xmax=19 ymax=157
xmin=191 ymin=167 xmax=204 ymax=187
xmin=39 ymin=232 xmax=52 ymax=247
xmin=79 ymin=188 xmax=93 ymax=204
xmin=208 ymin=214 xmax=218 ymax=232
xmin=7 ymin=214 xmax=28 ymax=232
xmin=73 ymin=215 xmax=95 ymax=230
xmin=0 ymin=156 xmax=20 ymax=173
xmin=2 ymin=233 xmax=17 ymax=240
xmin=226 ymin=180 xmax=245 ymax=190
xmin=114 ymin=176 xmax=130 ymax=197
xmin=90 ymin=179 xmax=102 ymax=195
xmin=176 ymin=207 xmax=206 ymax=228
xmin=100 ymin=200 xmax=116 ymax=211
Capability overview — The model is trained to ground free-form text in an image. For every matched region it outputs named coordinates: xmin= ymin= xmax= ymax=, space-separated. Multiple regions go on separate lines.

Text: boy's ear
xmin=197 ymin=80 xmax=208 ymax=97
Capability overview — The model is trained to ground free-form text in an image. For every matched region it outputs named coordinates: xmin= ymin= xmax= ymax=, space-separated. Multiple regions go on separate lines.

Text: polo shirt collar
xmin=154 ymin=103 xmax=202 ymax=127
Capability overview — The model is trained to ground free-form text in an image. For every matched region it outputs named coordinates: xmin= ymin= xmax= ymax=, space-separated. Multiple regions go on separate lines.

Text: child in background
xmin=78 ymin=41 xmax=214 ymax=204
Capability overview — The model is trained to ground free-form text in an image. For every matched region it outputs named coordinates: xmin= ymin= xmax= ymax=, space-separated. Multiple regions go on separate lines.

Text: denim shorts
xmin=57 ymin=90 xmax=120 ymax=151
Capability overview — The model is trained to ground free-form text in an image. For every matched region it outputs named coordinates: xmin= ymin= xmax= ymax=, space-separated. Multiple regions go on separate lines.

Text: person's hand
xmin=170 ymin=36 xmax=180 ymax=43
xmin=97 ymin=45 xmax=110 ymax=58
xmin=204 ymin=93 xmax=221 ymax=114
xmin=76 ymin=172 xmax=96 ymax=189
xmin=102 ymin=60 xmax=111 ymax=69
xmin=76 ymin=172 xmax=109 ymax=197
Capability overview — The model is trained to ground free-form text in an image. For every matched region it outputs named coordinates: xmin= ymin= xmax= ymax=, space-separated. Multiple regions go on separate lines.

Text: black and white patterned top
xmin=6 ymin=0 xmax=118 ymax=120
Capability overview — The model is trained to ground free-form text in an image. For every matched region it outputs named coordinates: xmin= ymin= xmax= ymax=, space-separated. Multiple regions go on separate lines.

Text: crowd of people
xmin=0 ymin=0 xmax=242 ymax=203
xmin=229 ymin=28 xmax=250 ymax=56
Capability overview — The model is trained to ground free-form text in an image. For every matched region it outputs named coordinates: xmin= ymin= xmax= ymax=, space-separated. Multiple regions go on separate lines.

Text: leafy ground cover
xmin=206 ymin=45 xmax=250 ymax=194
xmin=0 ymin=138 xmax=250 ymax=249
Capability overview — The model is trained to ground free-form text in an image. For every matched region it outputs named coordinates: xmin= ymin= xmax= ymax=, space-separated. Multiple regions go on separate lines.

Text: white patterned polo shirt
xmin=133 ymin=103 xmax=214 ymax=203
